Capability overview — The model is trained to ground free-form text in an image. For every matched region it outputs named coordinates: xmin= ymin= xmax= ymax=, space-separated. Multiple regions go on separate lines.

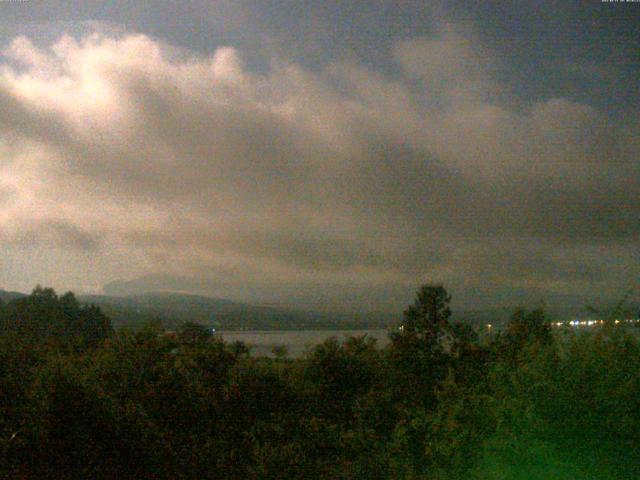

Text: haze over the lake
xmin=0 ymin=1 xmax=638 ymax=312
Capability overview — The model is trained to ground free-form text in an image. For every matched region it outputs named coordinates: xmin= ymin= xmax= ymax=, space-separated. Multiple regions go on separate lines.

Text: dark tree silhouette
xmin=395 ymin=284 xmax=453 ymax=351
xmin=388 ymin=284 xmax=455 ymax=410
xmin=0 ymin=287 xmax=112 ymax=348
xmin=502 ymin=308 xmax=551 ymax=351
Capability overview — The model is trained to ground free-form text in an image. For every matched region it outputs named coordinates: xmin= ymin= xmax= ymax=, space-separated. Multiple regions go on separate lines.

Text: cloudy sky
xmin=0 ymin=1 xmax=638 ymax=312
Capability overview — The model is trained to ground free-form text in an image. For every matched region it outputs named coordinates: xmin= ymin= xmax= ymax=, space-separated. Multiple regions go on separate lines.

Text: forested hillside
xmin=1 ymin=285 xmax=639 ymax=479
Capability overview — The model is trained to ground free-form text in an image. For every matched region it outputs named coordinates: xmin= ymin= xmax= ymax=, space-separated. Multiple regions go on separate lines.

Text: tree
xmin=394 ymin=284 xmax=453 ymax=352
xmin=0 ymin=287 xmax=112 ymax=349
xmin=177 ymin=321 xmax=213 ymax=345
xmin=497 ymin=308 xmax=552 ymax=361
xmin=78 ymin=303 xmax=112 ymax=348
xmin=271 ymin=344 xmax=288 ymax=359
xmin=389 ymin=285 xmax=455 ymax=410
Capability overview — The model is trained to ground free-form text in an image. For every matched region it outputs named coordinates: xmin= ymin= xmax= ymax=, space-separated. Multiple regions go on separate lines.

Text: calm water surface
xmin=218 ymin=329 xmax=390 ymax=357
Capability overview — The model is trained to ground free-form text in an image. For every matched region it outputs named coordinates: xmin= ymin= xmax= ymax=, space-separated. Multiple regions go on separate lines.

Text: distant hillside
xmin=77 ymin=291 xmax=394 ymax=331
xmin=1 ymin=288 xmax=392 ymax=330
xmin=454 ymin=302 xmax=640 ymax=331
xmin=3 ymin=288 xmax=637 ymax=332
xmin=0 ymin=290 xmax=27 ymax=303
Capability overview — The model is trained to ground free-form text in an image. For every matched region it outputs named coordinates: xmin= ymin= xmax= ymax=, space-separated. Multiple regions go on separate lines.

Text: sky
xmin=0 ymin=1 xmax=638 ymax=313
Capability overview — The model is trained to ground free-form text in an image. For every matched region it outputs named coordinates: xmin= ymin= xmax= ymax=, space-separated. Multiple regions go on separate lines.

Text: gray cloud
xmin=0 ymin=28 xmax=637 ymax=311
xmin=0 ymin=220 xmax=100 ymax=251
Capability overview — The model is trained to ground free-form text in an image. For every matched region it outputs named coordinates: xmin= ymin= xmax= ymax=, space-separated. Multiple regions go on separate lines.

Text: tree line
xmin=0 ymin=284 xmax=638 ymax=479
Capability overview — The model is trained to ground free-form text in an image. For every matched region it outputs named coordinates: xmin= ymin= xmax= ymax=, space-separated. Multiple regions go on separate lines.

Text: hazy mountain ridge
xmin=0 ymin=289 xmax=394 ymax=331
xmin=0 ymin=290 xmax=27 ymax=303
xmin=2 ymin=288 xmax=637 ymax=331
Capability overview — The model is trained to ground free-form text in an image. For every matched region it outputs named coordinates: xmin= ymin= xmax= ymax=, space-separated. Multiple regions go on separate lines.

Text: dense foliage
xmin=0 ymin=286 xmax=112 ymax=350
xmin=1 ymin=285 xmax=639 ymax=479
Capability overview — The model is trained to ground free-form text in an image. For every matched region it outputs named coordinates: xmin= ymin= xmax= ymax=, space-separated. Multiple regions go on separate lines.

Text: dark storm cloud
xmin=0 ymin=4 xmax=637 ymax=310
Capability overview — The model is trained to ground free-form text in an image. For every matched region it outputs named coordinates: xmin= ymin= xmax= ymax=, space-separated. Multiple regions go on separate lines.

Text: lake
xmin=218 ymin=329 xmax=391 ymax=357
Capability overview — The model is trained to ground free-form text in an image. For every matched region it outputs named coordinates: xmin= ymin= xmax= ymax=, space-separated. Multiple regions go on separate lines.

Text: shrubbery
xmin=0 ymin=285 xmax=638 ymax=479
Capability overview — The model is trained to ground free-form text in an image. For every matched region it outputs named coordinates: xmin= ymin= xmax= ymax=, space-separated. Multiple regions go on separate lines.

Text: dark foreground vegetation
xmin=1 ymin=285 xmax=639 ymax=479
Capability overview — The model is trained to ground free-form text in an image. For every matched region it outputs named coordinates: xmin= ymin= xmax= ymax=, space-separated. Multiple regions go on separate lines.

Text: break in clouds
xmin=0 ymin=26 xmax=638 ymax=311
